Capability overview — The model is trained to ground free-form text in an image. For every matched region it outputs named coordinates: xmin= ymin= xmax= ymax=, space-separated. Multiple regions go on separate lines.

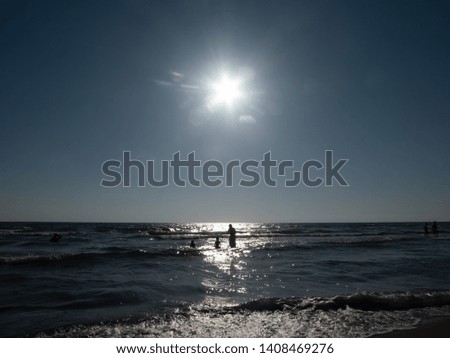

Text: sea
xmin=1 ymin=222 xmax=449 ymax=338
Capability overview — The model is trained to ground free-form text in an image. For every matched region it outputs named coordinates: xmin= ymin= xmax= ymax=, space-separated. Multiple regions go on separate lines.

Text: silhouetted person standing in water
xmin=228 ymin=224 xmax=236 ymax=248
xmin=424 ymin=223 xmax=429 ymax=236
xmin=431 ymin=221 xmax=438 ymax=237
xmin=190 ymin=240 xmax=196 ymax=248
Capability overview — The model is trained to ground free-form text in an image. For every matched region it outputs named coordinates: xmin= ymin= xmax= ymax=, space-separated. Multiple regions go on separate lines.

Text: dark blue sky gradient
xmin=1 ymin=0 xmax=449 ymax=222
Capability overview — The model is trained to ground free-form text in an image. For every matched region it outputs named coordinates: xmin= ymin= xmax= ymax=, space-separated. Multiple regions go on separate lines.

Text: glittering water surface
xmin=1 ymin=222 xmax=449 ymax=337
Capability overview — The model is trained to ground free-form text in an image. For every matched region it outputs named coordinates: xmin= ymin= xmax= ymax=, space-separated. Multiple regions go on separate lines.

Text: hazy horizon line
xmin=0 ymin=220 xmax=447 ymax=224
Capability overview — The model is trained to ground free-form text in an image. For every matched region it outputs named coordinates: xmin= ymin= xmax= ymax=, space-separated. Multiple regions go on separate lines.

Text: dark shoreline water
xmin=372 ymin=316 xmax=450 ymax=338
xmin=1 ymin=222 xmax=449 ymax=337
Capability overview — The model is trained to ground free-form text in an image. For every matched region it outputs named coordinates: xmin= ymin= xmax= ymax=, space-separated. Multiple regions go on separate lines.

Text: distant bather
xmin=50 ymin=233 xmax=61 ymax=242
xmin=228 ymin=224 xmax=236 ymax=248
xmin=431 ymin=222 xmax=438 ymax=237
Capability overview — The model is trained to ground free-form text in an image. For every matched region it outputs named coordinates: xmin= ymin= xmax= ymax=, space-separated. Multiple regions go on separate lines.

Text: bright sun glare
xmin=208 ymin=73 xmax=243 ymax=110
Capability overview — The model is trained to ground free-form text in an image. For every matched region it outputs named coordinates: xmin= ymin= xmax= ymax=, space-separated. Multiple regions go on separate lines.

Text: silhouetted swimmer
xmin=424 ymin=223 xmax=429 ymax=236
xmin=431 ymin=221 xmax=438 ymax=237
xmin=190 ymin=240 xmax=196 ymax=248
xmin=50 ymin=233 xmax=61 ymax=243
xmin=228 ymin=224 xmax=236 ymax=248
xmin=214 ymin=237 xmax=220 ymax=249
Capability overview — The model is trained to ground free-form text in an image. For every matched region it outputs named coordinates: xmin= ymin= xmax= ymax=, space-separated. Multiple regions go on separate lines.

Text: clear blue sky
xmin=0 ymin=0 xmax=449 ymax=222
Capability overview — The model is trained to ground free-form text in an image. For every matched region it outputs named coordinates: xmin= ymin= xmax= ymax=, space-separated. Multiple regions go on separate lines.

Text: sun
xmin=208 ymin=73 xmax=243 ymax=110
xmin=213 ymin=75 xmax=241 ymax=106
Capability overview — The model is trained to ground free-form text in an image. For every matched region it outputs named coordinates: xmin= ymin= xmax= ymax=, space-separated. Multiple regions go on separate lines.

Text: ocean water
xmin=0 ymin=222 xmax=449 ymax=338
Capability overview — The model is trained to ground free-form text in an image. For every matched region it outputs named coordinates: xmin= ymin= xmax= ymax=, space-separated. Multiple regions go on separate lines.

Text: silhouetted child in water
xmin=190 ymin=240 xmax=196 ymax=248
xmin=214 ymin=237 xmax=220 ymax=249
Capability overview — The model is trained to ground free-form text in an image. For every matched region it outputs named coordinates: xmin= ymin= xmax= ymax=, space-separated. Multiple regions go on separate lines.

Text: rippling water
xmin=1 ymin=222 xmax=449 ymax=337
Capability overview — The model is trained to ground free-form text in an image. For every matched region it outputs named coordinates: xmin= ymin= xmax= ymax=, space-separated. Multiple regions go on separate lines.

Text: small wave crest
xmin=230 ymin=291 xmax=450 ymax=313
xmin=0 ymin=247 xmax=205 ymax=266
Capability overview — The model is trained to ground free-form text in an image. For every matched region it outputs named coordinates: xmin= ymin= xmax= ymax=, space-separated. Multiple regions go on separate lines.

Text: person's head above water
xmin=229 ymin=224 xmax=232 ymax=228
